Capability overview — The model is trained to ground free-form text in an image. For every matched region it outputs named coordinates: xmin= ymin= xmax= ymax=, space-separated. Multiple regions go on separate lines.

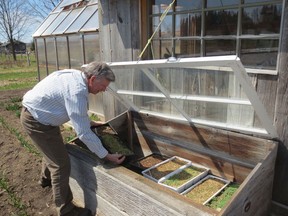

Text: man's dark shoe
xmin=38 ymin=178 xmax=52 ymax=188
xmin=62 ymin=206 xmax=93 ymax=216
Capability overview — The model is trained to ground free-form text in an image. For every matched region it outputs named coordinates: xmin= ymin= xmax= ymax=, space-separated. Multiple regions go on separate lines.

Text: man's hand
xmin=104 ymin=153 xmax=126 ymax=164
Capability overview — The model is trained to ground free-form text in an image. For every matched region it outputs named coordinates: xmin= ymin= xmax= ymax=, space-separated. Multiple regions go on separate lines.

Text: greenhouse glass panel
xmin=42 ymin=11 xmax=70 ymax=36
xmin=52 ymin=8 xmax=83 ymax=35
xmin=207 ymin=0 xmax=239 ymax=8
xmin=106 ymin=56 xmax=277 ymax=137
xmin=205 ymin=9 xmax=238 ymax=36
xmin=33 ymin=13 xmax=58 ymax=37
xmin=152 ymin=1 xmax=173 ymax=14
xmin=68 ymin=35 xmax=83 ymax=68
xmin=205 ymin=40 xmax=236 ymax=56
xmin=176 ymin=0 xmax=202 ymax=11
xmin=151 ymin=39 xmax=173 ymax=59
xmin=175 ymin=13 xmax=201 ymax=37
xmin=242 ymin=4 xmax=282 ymax=35
xmin=56 ymin=36 xmax=69 ymax=69
xmin=175 ymin=40 xmax=201 ymax=58
xmin=54 ymin=0 xmax=82 ymax=10
xmin=84 ymin=33 xmax=100 ymax=63
xmin=36 ymin=38 xmax=47 ymax=80
xmin=65 ymin=5 xmax=98 ymax=33
xmin=240 ymin=39 xmax=278 ymax=70
xmin=45 ymin=37 xmax=57 ymax=74
xmin=80 ymin=10 xmax=99 ymax=32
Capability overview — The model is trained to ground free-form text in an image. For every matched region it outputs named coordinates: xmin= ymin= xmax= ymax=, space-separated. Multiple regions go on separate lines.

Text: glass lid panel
xmin=107 ymin=56 xmax=277 ymax=137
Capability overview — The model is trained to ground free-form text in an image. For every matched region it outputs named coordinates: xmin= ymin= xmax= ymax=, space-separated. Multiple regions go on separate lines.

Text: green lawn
xmin=0 ymin=54 xmax=38 ymax=90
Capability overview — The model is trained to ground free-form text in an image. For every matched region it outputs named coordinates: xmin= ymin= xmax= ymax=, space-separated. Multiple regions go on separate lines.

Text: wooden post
xmin=272 ymin=2 xmax=288 ymax=213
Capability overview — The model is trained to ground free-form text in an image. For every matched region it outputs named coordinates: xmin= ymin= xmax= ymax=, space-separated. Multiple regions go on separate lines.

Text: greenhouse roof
xmin=33 ymin=0 xmax=98 ymax=37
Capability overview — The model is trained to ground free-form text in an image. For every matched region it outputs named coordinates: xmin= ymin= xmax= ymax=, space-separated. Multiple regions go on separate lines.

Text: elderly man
xmin=20 ymin=62 xmax=125 ymax=216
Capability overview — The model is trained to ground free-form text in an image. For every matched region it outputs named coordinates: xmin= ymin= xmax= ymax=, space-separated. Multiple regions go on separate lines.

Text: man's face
xmin=88 ymin=75 xmax=110 ymax=94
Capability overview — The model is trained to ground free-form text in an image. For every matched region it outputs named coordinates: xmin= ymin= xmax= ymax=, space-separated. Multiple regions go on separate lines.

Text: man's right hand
xmin=104 ymin=153 xmax=125 ymax=164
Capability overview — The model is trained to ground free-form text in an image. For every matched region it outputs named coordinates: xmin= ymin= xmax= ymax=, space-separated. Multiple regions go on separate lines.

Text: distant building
xmin=0 ymin=40 xmax=26 ymax=54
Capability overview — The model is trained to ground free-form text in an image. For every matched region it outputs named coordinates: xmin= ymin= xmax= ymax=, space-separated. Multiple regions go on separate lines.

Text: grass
xmin=0 ymin=172 xmax=28 ymax=216
xmin=206 ymin=183 xmax=239 ymax=210
xmin=0 ymin=53 xmax=38 ymax=90
xmin=163 ymin=166 xmax=204 ymax=187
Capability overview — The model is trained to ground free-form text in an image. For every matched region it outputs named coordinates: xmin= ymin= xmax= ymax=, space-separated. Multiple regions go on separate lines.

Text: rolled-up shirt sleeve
xmin=65 ymin=90 xmax=108 ymax=159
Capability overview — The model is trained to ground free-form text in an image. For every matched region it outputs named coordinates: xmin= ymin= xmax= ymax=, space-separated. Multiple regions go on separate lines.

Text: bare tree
xmin=0 ymin=0 xmax=31 ymax=61
xmin=27 ymin=0 xmax=61 ymax=22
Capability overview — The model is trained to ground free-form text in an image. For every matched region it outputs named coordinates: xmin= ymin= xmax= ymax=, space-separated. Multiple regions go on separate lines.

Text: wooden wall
xmin=272 ymin=2 xmax=288 ymax=212
xmin=98 ymin=0 xmax=288 ymax=212
xmin=98 ymin=0 xmax=140 ymax=120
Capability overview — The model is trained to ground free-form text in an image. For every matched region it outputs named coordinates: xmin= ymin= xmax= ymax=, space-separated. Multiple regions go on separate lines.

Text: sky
xmin=0 ymin=0 xmax=56 ymax=44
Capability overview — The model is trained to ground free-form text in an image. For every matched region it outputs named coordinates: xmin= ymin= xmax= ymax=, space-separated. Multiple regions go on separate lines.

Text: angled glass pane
xmin=52 ymin=8 xmax=83 ymax=35
xmin=65 ymin=5 xmax=98 ymax=33
xmin=58 ymin=0 xmax=82 ymax=8
xmin=42 ymin=11 xmax=70 ymax=36
xmin=80 ymin=10 xmax=99 ymax=32
xmin=107 ymin=57 xmax=277 ymax=137
xmin=33 ymin=13 xmax=58 ymax=37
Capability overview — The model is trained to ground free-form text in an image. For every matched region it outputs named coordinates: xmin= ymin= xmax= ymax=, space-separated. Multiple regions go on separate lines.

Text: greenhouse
xmin=33 ymin=0 xmax=99 ymax=78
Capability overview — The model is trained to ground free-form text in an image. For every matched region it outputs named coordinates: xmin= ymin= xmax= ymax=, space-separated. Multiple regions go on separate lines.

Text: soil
xmin=144 ymin=157 xmax=189 ymax=180
xmin=130 ymin=154 xmax=169 ymax=170
xmin=163 ymin=166 xmax=205 ymax=187
xmin=184 ymin=176 xmax=226 ymax=204
xmin=0 ymin=89 xmax=78 ymax=216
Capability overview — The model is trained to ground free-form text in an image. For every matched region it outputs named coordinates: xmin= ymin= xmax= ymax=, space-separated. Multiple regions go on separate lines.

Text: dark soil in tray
xmin=129 ymin=153 xmax=169 ymax=171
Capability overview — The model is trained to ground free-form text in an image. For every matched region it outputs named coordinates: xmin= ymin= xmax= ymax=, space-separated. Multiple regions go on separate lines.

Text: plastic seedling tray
xmin=129 ymin=153 xmax=170 ymax=172
xmin=158 ymin=163 xmax=209 ymax=193
xmin=181 ymin=175 xmax=230 ymax=205
xmin=142 ymin=156 xmax=192 ymax=182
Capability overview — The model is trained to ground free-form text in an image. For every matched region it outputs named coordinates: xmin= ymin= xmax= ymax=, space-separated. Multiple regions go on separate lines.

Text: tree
xmin=27 ymin=0 xmax=61 ymax=23
xmin=0 ymin=0 xmax=31 ymax=61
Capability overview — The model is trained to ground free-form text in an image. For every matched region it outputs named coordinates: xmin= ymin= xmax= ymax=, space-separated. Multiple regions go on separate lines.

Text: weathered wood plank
xmin=221 ymin=141 xmax=278 ymax=216
xmin=132 ymin=111 xmax=273 ymax=163
xmin=67 ymin=144 xmax=214 ymax=216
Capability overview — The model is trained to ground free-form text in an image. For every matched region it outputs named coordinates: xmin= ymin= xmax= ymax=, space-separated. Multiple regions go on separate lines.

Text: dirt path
xmin=0 ymin=89 xmax=58 ymax=215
